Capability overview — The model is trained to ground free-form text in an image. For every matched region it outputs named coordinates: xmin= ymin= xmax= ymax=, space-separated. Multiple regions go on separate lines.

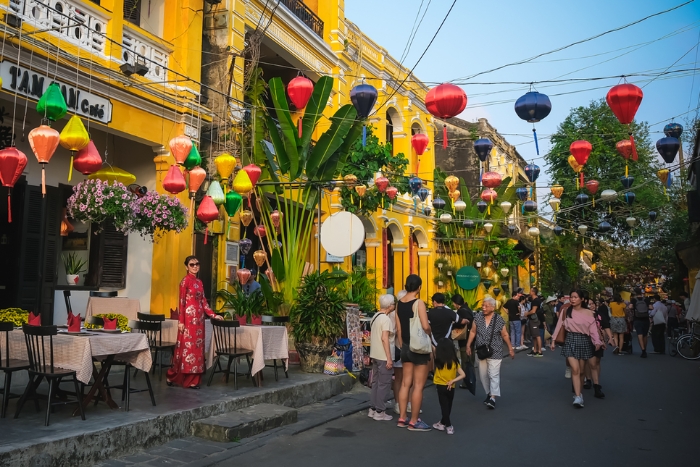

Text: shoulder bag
xmin=476 ymin=315 xmax=498 ymax=360
xmin=555 ymin=305 xmax=570 ymax=345
xmin=409 ymin=300 xmax=432 ymax=354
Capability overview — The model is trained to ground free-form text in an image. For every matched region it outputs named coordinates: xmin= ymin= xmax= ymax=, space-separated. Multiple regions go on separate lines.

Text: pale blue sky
xmin=345 ymin=0 xmax=700 ymax=210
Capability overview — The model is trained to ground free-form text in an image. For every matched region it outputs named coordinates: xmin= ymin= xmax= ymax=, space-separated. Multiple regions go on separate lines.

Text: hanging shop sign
xmin=0 ymin=61 xmax=113 ymax=123
xmin=455 ymin=266 xmax=481 ymax=290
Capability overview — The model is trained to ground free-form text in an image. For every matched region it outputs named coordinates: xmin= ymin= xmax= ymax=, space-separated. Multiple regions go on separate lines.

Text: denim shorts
xmin=633 ymin=319 xmax=650 ymax=336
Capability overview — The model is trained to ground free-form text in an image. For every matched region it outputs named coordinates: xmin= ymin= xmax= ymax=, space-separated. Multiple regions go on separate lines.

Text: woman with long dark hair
xmin=431 ymin=338 xmax=465 ymax=434
xmin=609 ymin=294 xmax=627 ymax=355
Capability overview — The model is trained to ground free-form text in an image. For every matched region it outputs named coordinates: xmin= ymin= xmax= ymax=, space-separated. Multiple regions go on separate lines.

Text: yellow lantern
xmin=657 ymin=169 xmax=669 ymax=198
xmin=232 ymin=170 xmax=253 ymax=195
xmin=448 ymin=189 xmax=460 ymax=202
xmin=253 ymin=250 xmax=267 ymax=267
xmin=240 ymin=210 xmax=254 ymax=227
xmin=88 ymin=166 xmax=136 ymax=186
xmin=355 ymin=184 xmax=367 ymax=209
xmin=215 ymin=153 xmax=236 ymax=180
xmin=550 ymin=184 xmax=564 ymax=198
xmin=59 ymin=115 xmax=90 ymax=182
xmin=343 ymin=174 xmax=358 ymax=188
xmin=444 ymin=175 xmax=459 ymax=193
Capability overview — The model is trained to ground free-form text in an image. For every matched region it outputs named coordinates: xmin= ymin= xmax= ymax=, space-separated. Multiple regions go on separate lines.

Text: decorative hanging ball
xmin=473 ymin=138 xmax=493 ymax=162
xmin=477 ymin=201 xmax=488 ymax=213
xmin=215 ymin=153 xmax=237 ymax=180
xmin=423 ymin=206 xmax=432 ymax=216
xmin=553 ymin=225 xmax=564 ymax=236
xmin=626 ymin=217 xmax=637 ymax=228
xmin=524 ymin=164 xmax=540 ymax=183
xmin=454 ymin=200 xmax=467 ymax=212
xmin=648 ymin=211 xmax=657 ymax=221
xmin=206 ymin=180 xmax=225 ymax=205
xmin=439 ymin=213 xmax=453 ymax=224
xmin=575 ymin=193 xmax=589 ymax=205
xmin=233 ymin=170 xmax=253 ymax=195
xmin=481 ymin=171 xmax=502 ymax=189
xmin=411 ymin=133 xmax=429 ymax=155
xmin=598 ymin=221 xmax=612 ymax=233
xmin=550 ymin=185 xmax=564 ymax=198
xmin=417 ymin=187 xmax=429 ymax=203
xmin=253 ymin=250 xmax=267 ymax=268
xmin=239 ymin=237 xmax=253 ymax=255
xmin=569 ymin=140 xmax=592 ymax=166
xmin=444 ymin=175 xmax=460 ymax=193
xmin=350 ymin=83 xmax=378 ymax=118
xmin=270 ymin=210 xmax=283 ymax=228
xmin=449 ymin=189 xmax=460 ymax=203
xmin=0 ymin=147 xmax=28 ymax=222
xmin=72 ymin=140 xmax=102 ymax=175
xmin=242 ymin=164 xmax=262 ymax=188
xmin=183 ymin=144 xmax=202 ymax=171
xmin=484 ymin=222 xmax=494 ymax=234
xmin=481 ymin=188 xmax=497 ymax=204
xmin=187 ymin=166 xmax=207 ymax=196
xmin=549 ymin=199 xmax=560 ymax=211
xmin=507 ymin=224 xmax=517 ymax=235
xmin=374 ymin=175 xmax=389 ymax=193
xmin=523 ymin=200 xmax=537 ymax=212
xmin=528 ymin=226 xmax=540 ymax=237
xmin=287 ymin=76 xmax=314 ymax=110
xmin=663 ymin=122 xmax=683 ymax=139
xmin=463 ymin=219 xmax=475 ymax=229
xmin=621 ymin=176 xmax=634 ymax=189
xmin=89 ymin=166 xmax=136 ymax=186
xmin=515 ymin=187 xmax=529 ymax=201
xmin=162 ymin=165 xmax=187 ymax=194
xmin=36 ymin=82 xmax=68 ymax=122
xmin=656 ymin=137 xmax=680 ymax=164
xmin=578 ymin=224 xmax=588 ymax=235
xmin=254 ymin=224 xmax=266 ymax=238
xmin=624 ymin=192 xmax=636 ymax=205
xmin=408 ymin=176 xmax=422 ymax=195
xmin=607 ymin=83 xmax=643 ymax=161
xmin=585 ymin=180 xmax=599 ymax=195
xmin=224 ymin=191 xmax=242 ymax=217
xmin=616 ymin=140 xmax=633 ymax=160
xmin=600 ymin=189 xmax=617 ymax=202
xmin=432 ymin=197 xmax=446 ymax=210
xmin=500 ymin=200 xmax=512 ymax=214
xmin=386 ymin=186 xmax=399 ymax=200
xmin=343 ymin=174 xmax=358 ymax=188
xmin=236 ymin=268 xmax=251 ymax=285
xmin=169 ymin=135 xmax=193 ymax=165
xmin=514 ymin=91 xmax=552 ymax=122
xmin=425 ymin=83 xmax=467 ymax=148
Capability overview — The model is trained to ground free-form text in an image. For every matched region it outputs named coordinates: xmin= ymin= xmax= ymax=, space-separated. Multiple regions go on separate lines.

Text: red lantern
xmin=242 ymin=164 xmax=261 ymax=188
xmin=386 ymin=186 xmax=398 ymax=200
xmin=73 ymin=140 xmax=102 ymax=175
xmin=197 ymin=195 xmax=219 ymax=244
xmin=0 ymin=147 xmax=28 ymax=222
xmin=236 ymin=268 xmax=252 ymax=285
xmin=570 ymin=140 xmax=591 ymax=187
xmin=481 ymin=188 xmax=497 ymax=204
xmin=584 ymin=180 xmax=599 ymax=195
xmin=187 ymin=166 xmax=206 ymax=197
xmin=606 ymin=83 xmax=643 ymax=161
xmin=411 ymin=133 xmax=429 ymax=155
xmin=169 ymin=135 xmax=192 ymax=165
xmin=481 ymin=171 xmax=502 ymax=189
xmin=375 ymin=176 xmax=389 ymax=193
xmin=254 ymin=224 xmax=266 ymax=238
xmin=163 ymin=165 xmax=186 ymax=194
xmin=616 ymin=140 xmax=633 ymax=160
xmin=288 ymin=76 xmax=314 ymax=138
xmin=425 ymin=83 xmax=467 ymax=148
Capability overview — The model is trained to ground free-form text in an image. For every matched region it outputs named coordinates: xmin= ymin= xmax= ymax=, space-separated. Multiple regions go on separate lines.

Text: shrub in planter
xmin=217 ymin=281 xmax=265 ymax=324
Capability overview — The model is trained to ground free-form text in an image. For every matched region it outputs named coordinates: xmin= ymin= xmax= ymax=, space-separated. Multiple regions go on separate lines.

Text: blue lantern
xmin=514 ymin=91 xmax=552 ymax=155
xmin=507 ymin=224 xmax=517 ymax=235
xmin=477 ymin=201 xmax=488 ymax=213
xmin=523 ymin=200 xmax=537 ymax=212
xmin=417 ymin=187 xmax=429 ymax=202
xmin=656 ymin=137 xmax=680 ymax=164
xmin=524 ymin=164 xmax=540 ymax=183
xmin=575 ymin=193 xmax=589 ymax=205
xmin=553 ymin=225 xmax=564 ymax=236
xmin=408 ymin=176 xmax=422 ymax=195
xmin=432 ymin=197 xmax=446 ymax=210
xmin=350 ymin=83 xmax=378 ymax=146
xmin=473 ymin=138 xmax=493 ymax=162
xmin=620 ymin=176 xmax=634 ymax=189
xmin=515 ymin=187 xmax=529 ymax=201
xmin=598 ymin=221 xmax=612 ymax=233
xmin=463 ymin=219 xmax=475 ymax=229
xmin=624 ymin=192 xmax=636 ymax=205
xmin=648 ymin=211 xmax=657 ymax=221
xmin=664 ymin=122 xmax=683 ymax=139
xmin=423 ymin=206 xmax=432 ymax=216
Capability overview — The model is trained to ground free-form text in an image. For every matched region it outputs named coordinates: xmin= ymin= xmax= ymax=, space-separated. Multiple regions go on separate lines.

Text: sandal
xmin=189 ymin=385 xmax=200 ymax=390
xmin=166 ymin=380 xmax=173 ymax=387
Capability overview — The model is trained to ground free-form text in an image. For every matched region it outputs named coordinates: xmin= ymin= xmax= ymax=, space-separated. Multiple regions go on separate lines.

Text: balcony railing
xmin=279 ymin=0 xmax=323 ymax=38
xmin=122 ymin=27 xmax=169 ymax=81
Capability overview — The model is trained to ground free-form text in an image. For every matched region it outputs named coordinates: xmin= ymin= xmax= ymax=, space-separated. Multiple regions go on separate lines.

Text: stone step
xmin=191 ymin=403 xmax=298 ymax=442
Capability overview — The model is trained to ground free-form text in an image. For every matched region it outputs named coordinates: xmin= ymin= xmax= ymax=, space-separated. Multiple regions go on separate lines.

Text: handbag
xmin=653 ymin=309 xmax=666 ymax=325
xmin=555 ymin=320 xmax=568 ymax=345
xmin=475 ymin=315 xmax=497 ymax=360
xmin=409 ymin=300 xmax=432 ymax=354
xmin=323 ymin=350 xmax=345 ymax=376
xmin=451 ymin=325 xmax=468 ymax=341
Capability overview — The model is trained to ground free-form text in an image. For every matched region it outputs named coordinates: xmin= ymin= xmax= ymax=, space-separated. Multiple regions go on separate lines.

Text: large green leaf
xmin=300 ymin=76 xmax=334 ymax=153
xmin=318 ymin=119 xmax=363 ymax=182
xmin=306 ymin=105 xmax=357 ymax=180
xmin=268 ymin=78 xmax=299 ymax=178
xmin=260 ymin=141 xmax=283 ymax=194
xmin=265 ymin=114 xmax=290 ymax=175
xmin=271 ymin=248 xmax=285 ymax=283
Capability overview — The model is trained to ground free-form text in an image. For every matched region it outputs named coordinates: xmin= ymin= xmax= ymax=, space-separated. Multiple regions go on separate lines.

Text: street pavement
xmin=108 ymin=339 xmax=700 ymax=467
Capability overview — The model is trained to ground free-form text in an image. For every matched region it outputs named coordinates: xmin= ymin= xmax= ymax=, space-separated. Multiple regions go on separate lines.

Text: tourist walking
xmin=504 ymin=290 xmax=525 ymax=351
xmin=543 ymin=296 xmax=557 ymax=347
xmin=667 ymin=300 xmax=680 ymax=337
xmin=631 ymin=291 xmax=651 ymax=358
xmin=519 ymin=295 xmax=530 ymax=347
xmin=584 ymin=297 xmax=612 ymax=399
xmin=428 ymin=293 xmax=458 ymax=346
xmin=450 ymin=294 xmax=474 ymax=389
xmin=466 ymin=297 xmax=515 ymax=409
xmin=432 ymin=338 xmax=465 ymax=434
xmin=394 ymin=275 xmax=432 ymax=431
xmin=526 ymin=287 xmax=543 ymax=357
xmin=609 ymin=294 xmax=627 ymax=355
xmin=368 ymin=294 xmax=396 ymax=421
xmin=650 ymin=295 xmax=668 ymax=354
xmin=549 ymin=290 xmax=603 ymax=408
xmin=167 ymin=256 xmax=223 ymax=389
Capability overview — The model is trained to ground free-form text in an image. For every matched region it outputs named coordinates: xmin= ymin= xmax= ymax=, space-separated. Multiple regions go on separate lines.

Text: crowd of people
xmin=366 ymin=275 xmax=692 ymax=432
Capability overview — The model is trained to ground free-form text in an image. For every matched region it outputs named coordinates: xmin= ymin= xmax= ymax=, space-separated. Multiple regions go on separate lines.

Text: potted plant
xmin=289 ymin=271 xmax=347 ymax=373
xmin=217 ymin=281 xmax=265 ymax=325
xmin=62 ymin=252 xmax=87 ymax=285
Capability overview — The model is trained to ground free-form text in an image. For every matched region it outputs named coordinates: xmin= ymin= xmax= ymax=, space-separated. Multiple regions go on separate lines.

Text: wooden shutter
xmin=41 ymin=187 xmax=62 ymax=320
xmin=123 ymin=0 xmax=141 ymax=26
xmin=99 ymin=224 xmax=128 ymax=288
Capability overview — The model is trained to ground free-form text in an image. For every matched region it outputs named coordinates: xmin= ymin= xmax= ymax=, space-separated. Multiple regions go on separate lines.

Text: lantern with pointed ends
xmin=657 ymin=169 xmax=670 ymax=197
xmin=287 ymin=75 xmax=313 ymax=111
xmin=439 ymin=213 xmax=453 ymax=224
xmin=89 ymin=166 xmax=136 ymax=186
xmin=183 ymin=144 xmax=202 ymax=171
xmin=491 ymin=247 xmax=500 ymax=256
xmin=514 ymin=91 xmax=552 ymax=155
xmin=187 ymin=166 xmax=206 ymax=197
xmin=163 ymin=165 xmax=187 ymax=194
xmin=73 ymin=140 xmax=102 ymax=175
xmin=233 ymin=170 xmax=253 ymax=195
xmin=600 ymin=189 xmax=617 ymax=202
xmin=36 ymin=82 xmax=68 ymax=122
xmin=607 ymin=83 xmax=643 ymax=160
xmin=500 ymin=200 xmax=512 ymax=214
xmin=0 ymin=147 xmax=28 ymax=222
xmin=417 ymin=187 xmax=429 ymax=203
xmin=477 ymin=201 xmax=488 ymax=213
xmin=224 ymin=191 xmax=242 ymax=217
xmin=484 ymin=222 xmax=494 ymax=234
xmin=408 ymin=176 xmax=422 ymax=195
xmin=197 ymin=195 xmax=219 ymax=244
xmin=598 ymin=221 xmax=612 ymax=233
xmin=578 ymin=225 xmax=588 ymax=235
xmin=214 ymin=153 xmax=236 ymax=180
xmin=624 ymin=192 xmax=636 ymax=206
xmin=254 ymin=224 xmax=266 ymax=238
xmin=549 ymin=185 xmax=563 ymax=199
xmin=500 ymin=268 xmax=510 ymax=277
xmin=432 ymin=197 xmax=446 ymax=210
xmin=656 ymin=137 xmax=680 ymax=164
xmin=524 ymin=164 xmax=540 ymax=183
xmin=664 ymin=122 xmax=683 ymax=139
xmin=481 ymin=171 xmax=502 ymax=189
xmin=585 ymin=180 xmax=599 ymax=195
xmin=59 ymin=115 xmax=90 ymax=182
xmin=375 ymin=176 xmax=389 ymax=193
xmin=343 ymin=174 xmax=358 ymax=188
xmin=575 ymin=193 xmax=589 ymax=205
xmin=236 ymin=268 xmax=251 ymax=285
xmin=523 ymin=200 xmax=537 ymax=212
xmin=411 ymin=133 xmax=429 ymax=155
xmin=528 ymin=226 xmax=540 ymax=237
xmin=492 ymin=288 xmax=501 ymax=297
xmin=515 ymin=187 xmax=529 ymax=201
xmin=473 ymin=138 xmax=493 ymax=162
xmin=482 ymin=253 xmax=490 ymax=262
xmin=616 ymin=140 xmax=633 ymax=161
xmin=448 ymin=189 xmax=461 ymax=202
xmin=253 ymin=250 xmax=267 ymax=268
xmin=482 ymin=280 xmax=492 ymax=290
xmin=507 ymin=223 xmax=517 ymax=235
xmin=425 ymin=83 xmax=467 ymax=148
xmin=206 ymin=180 xmax=225 ymax=205
xmin=444 ymin=175 xmax=459 ymax=193
xmin=170 ymin=135 xmax=192 ymax=165
xmin=454 ymin=200 xmax=467 ymax=212
xmin=242 ymin=164 xmax=262 ymax=188
xmin=28 ymin=125 xmax=60 ymax=194
xmin=553 ymin=225 xmax=564 ymax=236
xmin=423 ymin=206 xmax=432 ymax=216
xmin=355 ymin=184 xmax=367 ymax=198
xmin=549 ymin=198 xmax=560 ymax=211
xmin=386 ymin=186 xmax=398 ymax=201
xmin=626 ymin=217 xmax=637 ymax=228
xmin=621 ymin=176 xmax=634 ymax=189
xmin=239 ymin=238 xmax=253 ymax=255
xmin=350 ymin=83 xmax=378 ymax=146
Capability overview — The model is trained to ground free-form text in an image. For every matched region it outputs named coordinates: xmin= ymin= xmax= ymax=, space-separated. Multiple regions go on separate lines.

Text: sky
xmin=344 ymin=0 xmax=700 ymax=214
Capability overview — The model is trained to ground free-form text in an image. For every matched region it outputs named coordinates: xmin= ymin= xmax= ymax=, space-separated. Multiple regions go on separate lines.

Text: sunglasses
xmin=188 ymin=263 xmax=200 ymax=267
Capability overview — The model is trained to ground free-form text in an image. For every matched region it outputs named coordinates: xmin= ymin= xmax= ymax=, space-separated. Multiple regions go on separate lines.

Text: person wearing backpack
xmin=631 ymin=291 xmax=651 ymax=358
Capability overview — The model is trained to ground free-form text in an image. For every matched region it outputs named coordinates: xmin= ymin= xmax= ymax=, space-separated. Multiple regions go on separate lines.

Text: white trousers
xmin=477 ymin=357 xmax=502 ymax=397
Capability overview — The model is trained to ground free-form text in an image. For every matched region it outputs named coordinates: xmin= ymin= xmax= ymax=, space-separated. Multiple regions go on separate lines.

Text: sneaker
xmin=573 ymin=395 xmax=584 ymax=408
xmin=527 ymin=351 xmax=536 ymax=357
xmin=583 ymin=379 xmax=592 ymax=389
xmin=517 ymin=345 xmax=528 ymax=351
xmin=541 ymin=347 xmax=547 ymax=351
xmin=368 ymin=408 xmax=376 ymax=418
xmin=486 ymin=397 xmax=496 ymax=409
xmin=394 ymin=402 xmax=400 ymax=414
xmin=534 ymin=353 xmax=544 ymax=358
xmin=407 ymin=420 xmax=431 ymax=432
xmin=594 ymin=384 xmax=605 ymax=399
xmin=483 ymin=394 xmax=491 ymax=405
xmin=396 ymin=418 xmax=408 ymax=428
xmin=446 ymin=426 xmax=455 ymax=435
xmin=432 ymin=422 xmax=446 ymax=431
xmin=565 ymin=368 xmax=572 ymax=379
xmin=613 ymin=348 xmax=619 ymax=355
xmin=373 ymin=411 xmax=393 ymax=421
xmin=641 ymin=350 xmax=647 ymax=359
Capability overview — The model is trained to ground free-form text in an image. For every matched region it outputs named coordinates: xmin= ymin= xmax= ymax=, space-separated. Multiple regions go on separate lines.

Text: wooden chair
xmin=136 ymin=313 xmax=176 ymax=378
xmin=14 ymin=324 xmax=85 ymax=426
xmin=0 ymin=322 xmax=30 ymax=418
xmin=207 ymin=319 xmax=254 ymax=389
xmin=261 ymin=315 xmax=290 ymax=381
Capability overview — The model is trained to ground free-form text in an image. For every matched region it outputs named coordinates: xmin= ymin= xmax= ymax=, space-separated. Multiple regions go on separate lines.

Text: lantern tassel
xmin=68 ymin=155 xmax=74 ymax=182
xmin=204 ymin=226 xmax=208 ymax=245
xmin=580 ymin=172 xmax=584 ymax=187
xmin=533 ymin=127 xmax=540 ymax=155
xmin=625 ymin=163 xmax=628 ymax=178
xmin=576 ymin=176 xmax=579 ymax=190
xmin=629 ymin=131 xmax=638 ymax=162
xmin=592 ymin=196 xmax=595 ymax=208
xmin=41 ymin=164 xmax=46 ymax=196
xmin=488 ymin=204 xmax=491 ymax=215
xmin=362 ymin=125 xmax=367 ymax=147
xmin=298 ymin=117 xmax=302 ymax=138
xmin=7 ymin=190 xmax=11 ymax=223
xmin=443 ymin=125 xmax=448 ymax=149
xmin=416 ymin=157 xmax=420 ymax=175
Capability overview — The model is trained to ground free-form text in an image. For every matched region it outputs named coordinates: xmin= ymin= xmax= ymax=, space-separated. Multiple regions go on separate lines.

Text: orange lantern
xmin=28 ymin=125 xmax=60 ymax=195
xmin=187 ymin=166 xmax=206 ymax=197
xmin=169 ymin=135 xmax=192 ymax=165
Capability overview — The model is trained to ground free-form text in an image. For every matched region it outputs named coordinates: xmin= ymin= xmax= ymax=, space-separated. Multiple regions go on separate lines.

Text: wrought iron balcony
xmin=279 ymin=0 xmax=323 ymax=38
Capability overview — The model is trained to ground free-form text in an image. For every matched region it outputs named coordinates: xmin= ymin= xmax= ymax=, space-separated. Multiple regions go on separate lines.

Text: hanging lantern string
xmin=20 ymin=46 xmax=36 ymax=142
xmin=10 ymin=25 xmax=23 ymax=147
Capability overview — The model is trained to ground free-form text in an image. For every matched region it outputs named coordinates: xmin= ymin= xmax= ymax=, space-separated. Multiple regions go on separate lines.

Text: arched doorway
xmin=385 ymin=111 xmax=394 ymax=151
xmin=383 ymin=227 xmax=394 ymax=290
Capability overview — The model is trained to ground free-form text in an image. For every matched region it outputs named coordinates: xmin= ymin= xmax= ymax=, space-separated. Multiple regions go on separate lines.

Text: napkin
xmin=170 ymin=308 xmax=179 ymax=320
xmin=103 ymin=318 xmax=118 ymax=330
xmin=28 ymin=312 xmax=41 ymax=326
xmin=67 ymin=312 xmax=81 ymax=332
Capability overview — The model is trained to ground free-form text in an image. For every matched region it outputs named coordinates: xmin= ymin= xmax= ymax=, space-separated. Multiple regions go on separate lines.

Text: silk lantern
xmin=169 ymin=135 xmax=192 ymax=165
xmin=254 ymin=224 xmax=266 ymax=238
xmin=239 ymin=237 xmax=253 ymax=255
xmin=425 ymin=83 xmax=467 ymax=148
xmin=60 ymin=208 xmax=74 ymax=236
xmin=578 ymin=225 xmax=588 ymax=235
xmin=270 ymin=210 xmax=282 ymax=229
xmin=417 ymin=187 xmax=429 ymax=203
xmin=197 ymin=195 xmax=219 ymax=244
xmin=355 ymin=184 xmax=367 ymax=209
xmin=528 ymin=226 xmax=540 ymax=237
xmin=0 ymin=147 xmax=28 ymax=222
xmin=89 ymin=166 xmax=136 ymax=186
xmin=242 ymin=164 xmax=262 ymax=188
xmin=215 ymin=153 xmax=236 ymax=180
xmin=206 ymin=180 xmax=225 ymax=205
xmin=375 ymin=175 xmax=389 ymax=193
xmin=514 ymin=91 xmax=551 ymax=155
xmin=350 ymin=83 xmax=378 ymax=146
xmin=386 ymin=186 xmax=398 ymax=201
xmin=28 ymin=125 xmax=60 ymax=194
xmin=549 ymin=198 xmax=560 ymax=211
xmin=482 ymin=171 xmax=502 ymax=189
xmin=408 ymin=176 xmax=422 ymax=195
xmin=253 ymin=251 xmax=267 ymax=277
xmin=454 ymin=200 xmax=466 ymax=212
xmin=483 ymin=222 xmax=494 ymax=234
xmin=507 ymin=223 xmax=517 ymax=235
xmin=664 ymin=122 xmax=683 ymax=139
xmin=73 ymin=140 xmax=102 ymax=176
xmin=553 ymin=225 xmax=564 ymax=236
xmin=411 ymin=133 xmax=429 ymax=173
xmin=463 ymin=219 xmax=475 ymax=230
xmin=237 ymin=268 xmax=251 ymax=285
xmin=515 ymin=187 xmax=529 ymax=201
xmin=473 ymin=138 xmax=493 ymax=162
xmin=648 ymin=211 xmax=657 ymax=221
xmin=343 ymin=174 xmax=358 ymax=188
xmin=624 ymin=192 xmax=635 ymax=205
xmin=481 ymin=188 xmax=497 ymax=214
xmin=570 ymin=140 xmax=591 ymax=187
xmin=523 ymin=200 xmax=537 ymax=212
xmin=448 ymin=190 xmax=461 ymax=202
xmin=224 ymin=191 xmax=242 ymax=217
xmin=600 ymin=189 xmax=617 ymax=214
xmin=550 ymin=185 xmax=564 ymax=198
xmin=184 ymin=144 xmax=202 ymax=171
xmin=657 ymin=169 xmax=670 ymax=198
xmin=524 ymin=164 xmax=540 ymax=183
xmin=439 ymin=213 xmax=452 ymax=224
xmin=477 ymin=201 xmax=488 ymax=213
xmin=585 ymin=180 xmax=599 ymax=206
xmin=233 ymin=170 xmax=253 ymax=195
xmin=187 ymin=166 xmax=206 ymax=197
xmin=607 ymin=83 xmax=643 ymax=161
xmin=656 ymin=137 xmax=680 ymax=164
xmin=287 ymin=76 xmax=314 ymax=137
xmin=575 ymin=193 xmax=589 ymax=205
xmin=423 ymin=207 xmax=432 ymax=216
xmin=444 ymin=175 xmax=459 ymax=193
xmin=163 ymin=165 xmax=187 ymax=194
xmin=500 ymin=200 xmax=512 ymax=214
xmin=36 ymin=82 xmax=67 ymax=122
xmin=59 ymin=115 xmax=90 ymax=182
xmin=433 ymin=197 xmax=446 ymax=210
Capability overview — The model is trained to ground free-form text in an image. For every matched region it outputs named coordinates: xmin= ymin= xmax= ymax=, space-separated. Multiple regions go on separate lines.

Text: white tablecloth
xmin=86 ymin=297 xmax=142 ymax=320
xmin=205 ymin=325 xmax=289 ymax=376
xmin=1 ymin=330 xmax=151 ymax=384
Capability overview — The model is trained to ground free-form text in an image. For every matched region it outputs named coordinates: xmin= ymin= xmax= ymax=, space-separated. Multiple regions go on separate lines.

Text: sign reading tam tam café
xmin=456 ymin=266 xmax=481 ymax=290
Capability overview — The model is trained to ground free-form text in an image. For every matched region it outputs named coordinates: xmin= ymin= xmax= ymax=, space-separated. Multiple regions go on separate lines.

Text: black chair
xmin=136 ymin=313 xmax=176 ymax=378
xmin=261 ymin=315 xmax=290 ymax=381
xmin=208 ymin=319 xmax=254 ymax=389
xmin=63 ymin=291 xmax=73 ymax=314
xmin=0 ymin=322 xmax=30 ymax=418
xmin=89 ymin=291 xmax=118 ymax=298
xmin=14 ymin=324 xmax=85 ymax=426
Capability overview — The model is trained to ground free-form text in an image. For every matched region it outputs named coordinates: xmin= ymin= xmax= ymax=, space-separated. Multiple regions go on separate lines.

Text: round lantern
xmin=500 ymin=200 xmax=512 ymax=214
xmin=206 ymin=180 xmax=225 ymax=205
xmin=417 ymin=187 xmax=429 ymax=203
xmin=215 ymin=153 xmax=236 ymax=180
xmin=187 ymin=166 xmax=207 ymax=197
xmin=664 ymin=122 xmax=683 ymax=139
xmin=375 ymin=175 xmax=389 ymax=193
xmin=481 ymin=189 xmax=497 ymax=214
xmin=515 ymin=187 xmax=529 ymax=202
xmin=350 ymin=83 xmax=378 ymax=146
xmin=621 ymin=176 xmax=634 ymax=189
xmin=288 ymin=75 xmax=313 ymax=136
xmin=28 ymin=124 xmax=60 ymax=194
xmin=254 ymin=224 xmax=266 ymax=238
xmin=197 ymin=195 xmax=219 ymax=244
xmin=411 ymin=133 xmax=429 ymax=155
xmin=575 ymin=193 xmax=589 ymax=206
xmin=233 ymin=170 xmax=253 ymax=195
xmin=444 ymin=175 xmax=460 ymax=193
xmin=514 ymin=91 xmax=552 ymax=155
xmin=89 ymin=167 xmax=136 ymax=186
xmin=600 ymin=189 xmax=617 ymax=202
xmin=433 ymin=197 xmax=446 ymax=210
xmin=408 ymin=176 xmax=422 ymax=195
xmin=482 ymin=171 xmax=502 ymax=189
xmin=570 ymin=140 xmax=592 ymax=166
xmin=656 ymin=137 xmax=680 ymax=164
xmin=343 ymin=174 xmax=358 ymax=188
xmin=553 ymin=225 xmax=564 ymax=236
xmin=425 ymin=83 xmax=467 ymax=148
xmin=36 ymin=82 xmax=68 ymax=122
xmin=183 ymin=144 xmax=202 ymax=171
xmin=523 ymin=200 xmax=537 ymax=212
xmin=550 ymin=185 xmax=564 ymax=198
xmin=616 ymin=140 xmax=633 ymax=160
xmin=169 ymin=135 xmax=192 ymax=165
xmin=386 ymin=186 xmax=399 ymax=202
xmin=585 ymin=180 xmax=599 ymax=195
xmin=439 ymin=213 xmax=453 ymax=224
xmin=73 ymin=140 xmax=102 ymax=175
xmin=473 ymin=138 xmax=493 ymax=162
xmin=598 ymin=221 xmax=612 ymax=233
xmin=528 ymin=226 xmax=540 ymax=237
xmin=607 ymin=83 xmax=643 ymax=160
xmin=163 ymin=165 xmax=187 ymax=194
xmin=224 ymin=191 xmax=242 ymax=217
xmin=454 ymin=200 xmax=466 ymax=212
xmin=524 ymin=164 xmax=540 ymax=183
xmin=626 ymin=217 xmax=637 ymax=228
xmin=0 ymin=147 xmax=28 ymax=222
xmin=242 ymin=164 xmax=262 ymax=188
xmin=463 ymin=219 xmax=475 ymax=229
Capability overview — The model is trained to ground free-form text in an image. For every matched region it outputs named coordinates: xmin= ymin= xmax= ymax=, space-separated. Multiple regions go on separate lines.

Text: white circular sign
xmin=320 ymin=211 xmax=366 ymax=257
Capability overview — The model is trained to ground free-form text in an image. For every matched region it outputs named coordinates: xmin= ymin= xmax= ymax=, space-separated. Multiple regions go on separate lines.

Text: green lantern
xmin=183 ymin=143 xmax=202 ymax=170
xmin=224 ymin=190 xmax=242 ymax=217
xmin=36 ymin=83 xmax=68 ymax=122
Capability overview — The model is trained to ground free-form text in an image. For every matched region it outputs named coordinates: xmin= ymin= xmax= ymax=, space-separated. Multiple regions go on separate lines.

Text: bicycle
xmin=675 ymin=321 xmax=700 ymax=360
xmin=669 ymin=326 xmax=685 ymax=357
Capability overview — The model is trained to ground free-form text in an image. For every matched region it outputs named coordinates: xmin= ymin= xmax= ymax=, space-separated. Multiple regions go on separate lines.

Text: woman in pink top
xmin=550 ymin=290 xmax=602 ymax=408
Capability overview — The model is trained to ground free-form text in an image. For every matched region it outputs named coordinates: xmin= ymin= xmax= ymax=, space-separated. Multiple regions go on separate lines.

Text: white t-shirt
xmin=370 ymin=313 xmax=394 ymax=361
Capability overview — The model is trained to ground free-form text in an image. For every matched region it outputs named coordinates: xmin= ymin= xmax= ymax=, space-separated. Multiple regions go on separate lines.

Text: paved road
xmin=216 ymin=342 xmax=700 ymax=467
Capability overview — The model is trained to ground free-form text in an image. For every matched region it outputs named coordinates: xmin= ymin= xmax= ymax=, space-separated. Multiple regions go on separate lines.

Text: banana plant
xmin=258 ymin=76 xmax=362 ymax=306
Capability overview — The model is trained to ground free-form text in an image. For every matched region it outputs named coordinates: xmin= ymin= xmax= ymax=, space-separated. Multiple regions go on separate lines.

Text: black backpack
xmin=634 ymin=299 xmax=649 ymax=319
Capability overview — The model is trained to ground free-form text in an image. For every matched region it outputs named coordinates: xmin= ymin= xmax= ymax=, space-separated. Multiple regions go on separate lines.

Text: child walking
xmin=433 ymin=338 xmax=465 ymax=434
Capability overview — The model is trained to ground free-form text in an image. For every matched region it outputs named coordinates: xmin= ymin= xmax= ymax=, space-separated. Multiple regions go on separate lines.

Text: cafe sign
xmin=455 ymin=266 xmax=481 ymax=290
xmin=0 ymin=61 xmax=112 ymax=123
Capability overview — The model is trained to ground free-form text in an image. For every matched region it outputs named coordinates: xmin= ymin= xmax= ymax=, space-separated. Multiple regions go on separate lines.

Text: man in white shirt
xmin=368 ymin=294 xmax=396 ymax=421
xmin=649 ymin=295 xmax=668 ymax=354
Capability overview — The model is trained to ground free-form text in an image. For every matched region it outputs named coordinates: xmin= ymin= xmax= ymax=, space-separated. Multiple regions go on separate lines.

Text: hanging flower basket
xmin=67 ymin=179 xmax=136 ymax=233
xmin=131 ymin=191 xmax=189 ymax=240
